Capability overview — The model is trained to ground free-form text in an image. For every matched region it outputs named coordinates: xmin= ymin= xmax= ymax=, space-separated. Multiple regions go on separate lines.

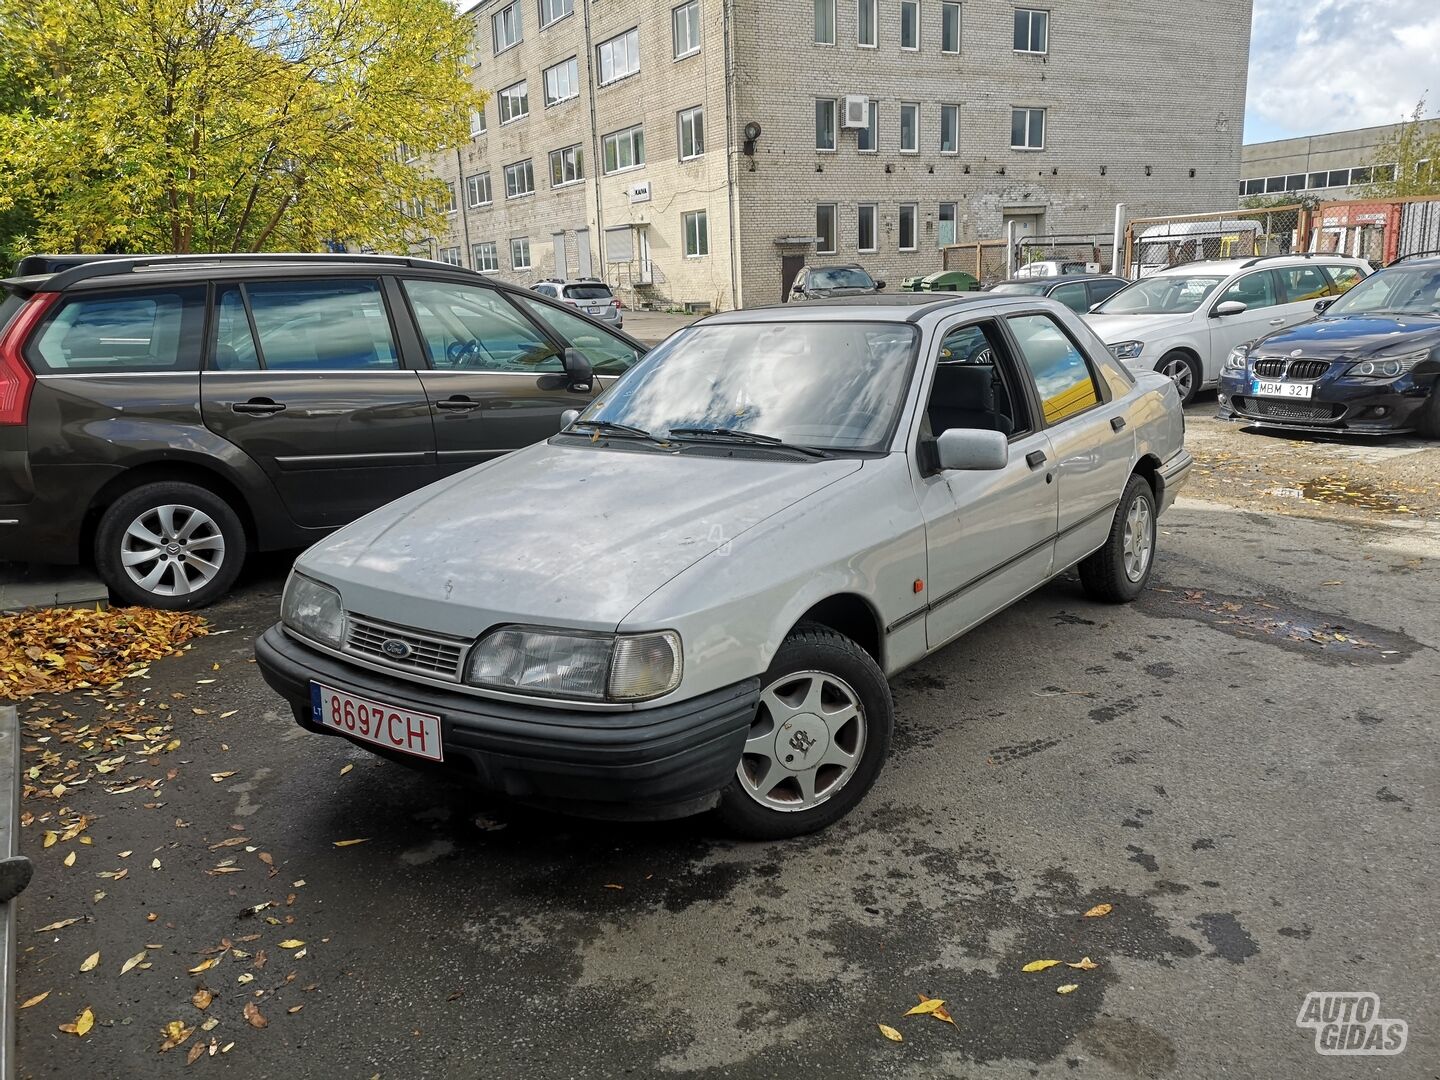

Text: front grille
xmin=345 ymin=615 xmax=467 ymax=681
xmin=1237 ymin=397 xmax=1345 ymax=423
xmin=1253 ymin=357 xmax=1286 ymax=377
xmin=1288 ymin=359 xmax=1331 ymax=380
xmin=1252 ymin=357 xmax=1331 ymax=380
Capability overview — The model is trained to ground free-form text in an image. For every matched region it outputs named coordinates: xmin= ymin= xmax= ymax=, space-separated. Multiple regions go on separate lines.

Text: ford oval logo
xmin=380 ymin=638 xmax=412 ymax=660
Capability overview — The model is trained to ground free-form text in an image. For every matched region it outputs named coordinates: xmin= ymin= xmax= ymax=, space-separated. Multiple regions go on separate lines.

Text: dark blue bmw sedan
xmin=1218 ymin=255 xmax=1440 ymax=437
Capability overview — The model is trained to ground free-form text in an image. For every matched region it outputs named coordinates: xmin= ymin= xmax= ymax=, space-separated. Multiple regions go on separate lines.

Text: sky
xmin=1245 ymin=0 xmax=1440 ymax=143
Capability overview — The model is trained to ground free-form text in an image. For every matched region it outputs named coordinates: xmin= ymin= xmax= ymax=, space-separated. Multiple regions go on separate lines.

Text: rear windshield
xmin=563 ymin=284 xmax=613 ymax=301
xmin=988 ymin=282 xmax=1048 ymax=296
xmin=810 ymin=268 xmax=876 ymax=290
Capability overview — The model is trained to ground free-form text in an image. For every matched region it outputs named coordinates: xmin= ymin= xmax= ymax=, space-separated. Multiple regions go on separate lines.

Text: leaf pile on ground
xmin=0 ymin=607 xmax=208 ymax=699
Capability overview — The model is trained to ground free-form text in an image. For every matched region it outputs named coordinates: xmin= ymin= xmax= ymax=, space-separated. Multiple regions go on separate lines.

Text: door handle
xmin=1110 ymin=416 xmax=1127 ymax=432
xmin=1268 ymin=317 xmax=1285 ymax=325
xmin=435 ymin=396 xmax=480 ymax=412
xmin=1025 ymin=450 xmax=1048 ymax=469
xmin=231 ymin=398 xmax=286 ymax=416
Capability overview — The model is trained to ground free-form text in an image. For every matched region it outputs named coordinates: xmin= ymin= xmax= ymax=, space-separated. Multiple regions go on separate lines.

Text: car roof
xmin=535 ymin=277 xmax=612 ymax=287
xmin=994 ymin=274 xmax=1122 ymax=286
xmin=702 ymin=292 xmax=1043 ymax=325
xmin=1153 ymin=254 xmax=1369 ymax=276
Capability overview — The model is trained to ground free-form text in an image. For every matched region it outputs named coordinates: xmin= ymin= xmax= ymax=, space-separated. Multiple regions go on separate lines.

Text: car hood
xmin=1084 ymin=312 xmax=1190 ymax=345
xmin=296 ymin=441 xmax=863 ymax=638
xmin=1251 ymin=315 xmax=1440 ymax=358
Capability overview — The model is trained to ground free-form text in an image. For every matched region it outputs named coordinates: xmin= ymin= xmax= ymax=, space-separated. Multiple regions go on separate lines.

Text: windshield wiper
xmin=566 ymin=418 xmax=659 ymax=440
xmin=666 ymin=426 xmax=834 ymax=458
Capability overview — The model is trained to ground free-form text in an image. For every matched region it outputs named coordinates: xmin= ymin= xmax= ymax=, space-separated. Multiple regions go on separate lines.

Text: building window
xmin=597 ymin=27 xmax=640 ymax=86
xmin=857 ymin=98 xmax=879 ymax=152
xmin=938 ymin=202 xmax=957 ymax=246
xmin=940 ymin=104 xmax=959 ymax=154
xmin=498 ymin=81 xmax=529 ymax=124
xmin=941 ymin=1 xmax=960 ymax=52
xmin=1013 ymin=8 xmax=1047 ymax=53
xmin=899 ymin=102 xmax=919 ymax=153
xmin=814 ymin=0 xmax=835 ymax=43
xmin=900 ymin=0 xmax=919 ymax=49
xmin=1011 ymin=107 xmax=1045 ymax=150
xmin=510 ymin=237 xmax=532 ymax=270
xmin=538 ymin=0 xmax=573 ymax=29
xmin=504 ymin=159 xmax=535 ymax=199
xmin=857 ymin=0 xmax=876 ymax=46
xmin=673 ymin=1 xmax=701 ymax=58
xmin=816 ymin=204 xmax=837 ymax=254
xmin=443 ymin=182 xmax=457 ymax=214
xmin=815 ymin=98 xmax=837 ymax=151
xmin=684 ymin=210 xmax=709 ymax=257
xmin=438 ymin=246 xmax=462 ymax=266
xmin=466 ymin=172 xmax=493 ymax=208
xmin=542 ymin=57 xmax=579 ymax=107
xmin=602 ymin=124 xmax=646 ymax=173
xmin=493 ymin=1 xmax=522 ymax=53
xmin=857 ymin=204 xmax=877 ymax=252
xmin=549 ymin=144 xmax=584 ymax=187
xmin=898 ymin=203 xmax=917 ymax=250
xmin=469 ymin=106 xmax=487 ymax=137
xmin=678 ymin=105 xmax=705 ymax=160
xmin=473 ymin=242 xmax=499 ymax=272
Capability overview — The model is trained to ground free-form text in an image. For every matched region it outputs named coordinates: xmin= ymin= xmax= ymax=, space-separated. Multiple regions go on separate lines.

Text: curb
xmin=0 ymin=704 xmax=20 ymax=1080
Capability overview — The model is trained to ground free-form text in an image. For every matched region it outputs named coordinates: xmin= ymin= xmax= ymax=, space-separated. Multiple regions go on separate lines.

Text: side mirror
xmin=936 ymin=428 xmax=1008 ymax=471
xmin=874 ymin=280 xmax=886 ymax=290
xmin=560 ymin=408 xmax=581 ymax=428
xmin=1314 ymin=298 xmax=1336 ymax=314
xmin=1213 ymin=300 xmax=1248 ymax=317
xmin=562 ymin=348 xmax=593 ymax=392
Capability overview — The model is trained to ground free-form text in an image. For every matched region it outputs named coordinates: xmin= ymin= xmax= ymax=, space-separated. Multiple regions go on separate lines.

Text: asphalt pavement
xmin=10 ymin=428 xmax=1440 ymax=1079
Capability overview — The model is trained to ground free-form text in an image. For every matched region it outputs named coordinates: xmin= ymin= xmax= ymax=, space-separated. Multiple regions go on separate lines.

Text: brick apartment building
xmin=415 ymin=0 xmax=1253 ymax=309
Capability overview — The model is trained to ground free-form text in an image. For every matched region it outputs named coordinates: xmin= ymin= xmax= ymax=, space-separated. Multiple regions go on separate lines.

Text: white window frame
xmin=597 ymin=27 xmax=641 ymax=86
xmin=940 ymin=1 xmax=961 ymax=52
xmin=602 ymin=124 xmax=646 ymax=174
xmin=538 ymin=0 xmax=573 ymax=30
xmin=673 ymin=1 xmax=702 ymax=59
xmin=542 ymin=57 xmax=579 ymax=107
xmin=899 ymin=102 xmax=919 ymax=154
xmin=438 ymin=246 xmax=462 ymax=266
xmin=1013 ymin=8 xmax=1048 ymax=54
xmin=857 ymin=98 xmax=879 ymax=153
xmin=492 ymin=1 xmax=522 ymax=54
xmin=443 ymin=182 xmax=458 ymax=214
xmin=683 ymin=210 xmax=709 ymax=257
xmin=857 ymin=0 xmax=877 ymax=46
xmin=1011 ymin=106 xmax=1045 ymax=150
xmin=469 ymin=106 xmax=487 ymax=137
xmin=473 ymin=242 xmax=500 ymax=273
xmin=900 ymin=0 xmax=919 ymax=50
xmin=940 ymin=104 xmax=959 ymax=154
xmin=549 ymin=144 xmax=583 ymax=187
xmin=857 ymin=203 xmax=877 ymax=253
xmin=814 ymin=0 xmax=836 ymax=44
xmin=498 ymin=80 xmax=530 ymax=125
xmin=816 ymin=203 xmax=837 ymax=255
xmin=678 ymin=105 xmax=705 ymax=161
xmin=510 ymin=237 xmax=532 ymax=271
xmin=504 ymin=159 xmax=535 ymax=199
xmin=815 ymin=98 xmax=837 ymax=152
xmin=898 ymin=203 xmax=917 ymax=251
xmin=465 ymin=172 xmax=493 ymax=208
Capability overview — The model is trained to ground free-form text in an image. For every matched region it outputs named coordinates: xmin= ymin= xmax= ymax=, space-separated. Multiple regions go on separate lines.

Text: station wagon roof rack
xmin=9 ymin=252 xmax=464 ymax=291
xmin=1392 ymin=249 xmax=1440 ymax=264
xmin=1237 ymin=252 xmax=1321 ymax=268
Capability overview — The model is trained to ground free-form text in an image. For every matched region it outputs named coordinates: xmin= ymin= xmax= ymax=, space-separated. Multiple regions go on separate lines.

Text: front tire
xmin=716 ymin=625 xmax=893 ymax=840
xmin=1416 ymin=389 xmax=1440 ymax=439
xmin=1156 ymin=351 xmax=1200 ymax=406
xmin=1079 ymin=474 xmax=1157 ymax=604
xmin=95 ymin=481 xmax=247 ymax=610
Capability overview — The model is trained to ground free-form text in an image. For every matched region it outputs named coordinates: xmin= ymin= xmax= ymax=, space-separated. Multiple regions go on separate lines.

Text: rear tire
xmin=95 ymin=481 xmax=246 ymax=610
xmin=716 ymin=624 xmax=893 ymax=840
xmin=1079 ymin=474 xmax=1157 ymax=604
xmin=1156 ymin=351 xmax=1200 ymax=406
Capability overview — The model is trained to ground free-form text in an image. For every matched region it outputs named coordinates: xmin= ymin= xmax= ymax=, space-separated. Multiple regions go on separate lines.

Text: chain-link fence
xmin=1015 ymin=235 xmax=1113 ymax=274
xmin=1122 ymin=206 xmax=1305 ymax=276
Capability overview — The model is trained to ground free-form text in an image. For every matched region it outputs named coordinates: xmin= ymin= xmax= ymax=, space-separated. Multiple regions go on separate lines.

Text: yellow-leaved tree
xmin=0 ymin=0 xmax=484 ymax=260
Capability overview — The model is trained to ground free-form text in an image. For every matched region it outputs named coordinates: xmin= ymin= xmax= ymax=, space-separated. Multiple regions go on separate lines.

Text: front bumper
xmin=255 ymin=625 xmax=759 ymax=820
xmin=1217 ymin=373 xmax=1435 ymax=435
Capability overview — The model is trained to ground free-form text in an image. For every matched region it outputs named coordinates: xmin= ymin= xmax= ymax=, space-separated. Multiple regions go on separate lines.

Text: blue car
xmin=1218 ymin=254 xmax=1440 ymax=437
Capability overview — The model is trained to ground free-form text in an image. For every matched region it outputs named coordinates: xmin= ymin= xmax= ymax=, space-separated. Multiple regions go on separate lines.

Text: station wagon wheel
xmin=1156 ymin=351 xmax=1199 ymax=406
xmin=95 ymin=481 xmax=247 ymax=611
xmin=717 ymin=624 xmax=893 ymax=840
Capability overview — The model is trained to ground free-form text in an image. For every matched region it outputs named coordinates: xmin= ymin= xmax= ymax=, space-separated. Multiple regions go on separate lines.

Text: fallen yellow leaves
xmin=19 ymin=991 xmax=50 ymax=1009
xmin=332 ymin=838 xmax=369 ymax=847
xmin=1068 ymin=957 xmax=1099 ymax=971
xmin=243 ymin=1001 xmax=268 ymax=1029
xmin=188 ymin=957 xmax=220 ymax=974
xmin=79 ymin=950 xmax=100 ymax=972
xmin=160 ymin=1019 xmax=195 ymax=1051
xmin=278 ymin=939 xmax=305 ymax=949
xmin=1056 ymin=984 xmax=1079 ymax=995
xmin=0 ymin=607 xmax=207 ymax=699
xmin=1021 ymin=959 xmax=1062 ymax=973
xmin=191 ymin=988 xmax=214 ymax=1011
xmin=121 ymin=950 xmax=147 ymax=975
xmin=339 ymin=763 xmax=353 ymax=776
xmin=904 ymin=997 xmax=946 ymax=1017
xmin=878 ymin=1023 xmax=904 ymax=1042
xmin=36 ymin=917 xmax=82 ymax=933
xmin=1083 ymin=903 xmax=1113 ymax=918
xmin=59 ymin=1006 xmax=95 ymax=1037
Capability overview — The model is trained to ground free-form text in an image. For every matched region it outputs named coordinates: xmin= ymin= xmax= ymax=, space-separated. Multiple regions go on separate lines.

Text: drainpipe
xmin=722 ymin=0 xmax=741 ymax=310
xmin=581 ymin=1 xmax=606 ymax=287
xmin=456 ymin=148 xmax=473 ymax=267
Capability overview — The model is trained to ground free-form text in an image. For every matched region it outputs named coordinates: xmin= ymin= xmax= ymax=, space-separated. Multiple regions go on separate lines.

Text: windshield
xmin=563 ymin=284 xmax=613 ymax=300
xmin=988 ymin=282 xmax=1048 ymax=296
xmin=1326 ymin=266 xmax=1440 ymax=317
xmin=1094 ymin=275 xmax=1225 ymax=315
xmin=809 ymin=268 xmax=876 ymax=290
xmin=575 ymin=321 xmax=919 ymax=451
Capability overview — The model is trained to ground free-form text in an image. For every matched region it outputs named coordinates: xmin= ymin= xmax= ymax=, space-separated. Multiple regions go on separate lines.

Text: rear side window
xmin=1048 ymin=281 xmax=1089 ymax=313
xmin=1325 ymin=265 xmax=1365 ymax=294
xmin=1087 ymin=279 xmax=1125 ymax=306
xmin=244 ymin=279 xmax=399 ymax=371
xmin=562 ymin=284 xmax=613 ymax=301
xmin=1007 ymin=313 xmax=1102 ymax=425
xmin=29 ymin=287 xmax=205 ymax=374
xmin=515 ymin=296 xmax=641 ymax=374
xmin=1278 ymin=266 xmax=1330 ymax=303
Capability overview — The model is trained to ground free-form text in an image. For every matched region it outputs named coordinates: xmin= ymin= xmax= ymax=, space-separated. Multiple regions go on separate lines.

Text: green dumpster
xmin=919 ymin=270 xmax=979 ymax=292
xmin=899 ymin=276 xmax=928 ymax=292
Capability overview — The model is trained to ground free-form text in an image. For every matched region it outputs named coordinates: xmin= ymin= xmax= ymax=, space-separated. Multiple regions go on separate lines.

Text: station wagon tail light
xmin=466 ymin=627 xmax=682 ymax=702
xmin=0 ymin=291 xmax=59 ymax=426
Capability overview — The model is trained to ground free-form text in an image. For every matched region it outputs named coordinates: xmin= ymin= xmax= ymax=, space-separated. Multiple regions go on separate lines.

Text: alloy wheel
xmin=1122 ymin=495 xmax=1154 ymax=582
xmin=120 ymin=504 xmax=227 ymax=597
xmin=1160 ymin=357 xmax=1194 ymax=400
xmin=737 ymin=670 xmax=867 ymax=812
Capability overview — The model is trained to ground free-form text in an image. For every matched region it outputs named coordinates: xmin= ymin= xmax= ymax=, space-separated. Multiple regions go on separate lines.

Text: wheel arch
xmin=82 ymin=456 xmax=260 ymax=561
xmin=786 ymin=593 xmax=885 ymax=670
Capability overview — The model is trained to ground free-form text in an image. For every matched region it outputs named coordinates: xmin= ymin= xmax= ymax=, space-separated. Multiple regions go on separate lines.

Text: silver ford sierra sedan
xmin=257 ymin=294 xmax=1191 ymax=839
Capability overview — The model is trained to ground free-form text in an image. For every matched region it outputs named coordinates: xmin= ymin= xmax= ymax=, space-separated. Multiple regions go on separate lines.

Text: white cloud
xmin=1246 ymin=0 xmax=1440 ymax=142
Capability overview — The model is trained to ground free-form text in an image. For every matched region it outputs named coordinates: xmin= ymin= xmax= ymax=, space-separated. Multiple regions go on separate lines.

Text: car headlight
xmin=1108 ymin=340 xmax=1144 ymax=361
xmin=1222 ymin=346 xmax=1249 ymax=373
xmin=466 ymin=627 xmax=682 ymax=702
xmin=281 ymin=573 xmax=345 ymax=649
xmin=1347 ymin=349 xmax=1430 ymax=378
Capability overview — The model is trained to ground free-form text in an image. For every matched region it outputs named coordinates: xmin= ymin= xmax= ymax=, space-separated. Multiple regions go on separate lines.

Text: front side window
xmin=814 ymin=0 xmax=836 ymax=43
xmin=493 ymin=1 xmax=522 ymax=52
xmin=549 ymin=144 xmax=584 ymax=187
xmin=857 ymin=0 xmax=877 ymax=45
xmin=602 ymin=124 xmax=646 ymax=173
xmin=242 ymin=280 xmax=399 ymax=371
xmin=816 ymin=98 xmax=837 ymax=151
xmin=683 ymin=210 xmax=709 ymax=257
xmin=816 ymin=203 xmax=837 ymax=254
xmin=900 ymin=0 xmax=919 ymax=48
xmin=32 ymin=286 xmax=206 ymax=375
xmin=1013 ymin=7 xmax=1048 ymax=52
xmin=1325 ymin=266 xmax=1440 ymax=317
xmin=938 ymin=202 xmax=957 ymax=247
xmin=1011 ymin=107 xmax=1045 ymax=149
xmin=517 ymin=296 xmax=640 ymax=374
xmin=511 ymin=237 xmax=532 ymax=271
xmin=900 ymin=102 xmax=919 ymax=152
xmin=597 ymin=28 xmax=640 ymax=85
xmin=538 ymin=0 xmax=573 ymax=28
xmin=504 ymin=159 xmax=535 ymax=198
xmin=1217 ymin=270 xmax=1279 ymax=311
xmin=1094 ymin=275 xmax=1225 ymax=315
xmin=1008 ymin=313 xmax=1100 ymax=424
xmin=857 ymin=98 xmax=879 ymax=151
xmin=543 ymin=57 xmax=579 ymax=107
xmin=678 ymin=105 xmax=705 ymax=160
xmin=473 ymin=242 xmax=500 ymax=272
xmin=940 ymin=104 xmax=959 ymax=153
xmin=403 ymin=279 xmax=558 ymax=372
xmin=466 ymin=172 xmax=493 ymax=207
xmin=898 ymin=204 xmax=917 ymax=251
xmin=499 ymin=81 xmax=530 ymax=124
xmin=673 ymin=0 xmax=701 ymax=57
xmin=941 ymin=1 xmax=960 ymax=51
xmin=858 ymin=204 xmax=877 ymax=252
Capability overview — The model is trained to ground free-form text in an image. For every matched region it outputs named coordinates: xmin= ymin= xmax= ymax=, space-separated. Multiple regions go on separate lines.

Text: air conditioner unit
xmin=842 ymin=96 xmax=870 ymax=130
